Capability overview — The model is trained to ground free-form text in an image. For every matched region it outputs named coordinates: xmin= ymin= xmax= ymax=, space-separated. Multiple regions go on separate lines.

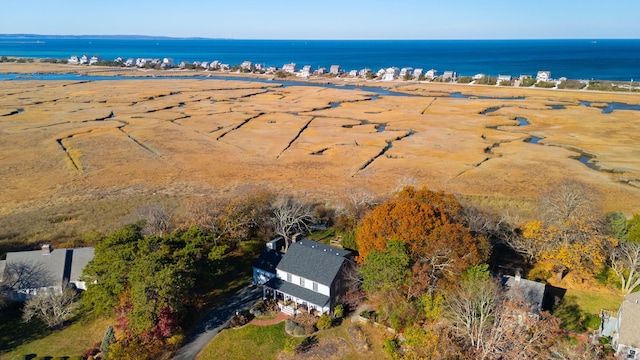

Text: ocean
xmin=1 ymin=37 xmax=639 ymax=81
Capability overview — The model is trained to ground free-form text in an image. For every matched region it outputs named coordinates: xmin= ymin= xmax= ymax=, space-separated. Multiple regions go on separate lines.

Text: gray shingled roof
xmin=253 ymin=249 xmax=283 ymax=274
xmin=277 ymin=240 xmax=347 ymax=286
xmin=296 ymin=239 xmax=350 ymax=257
xmin=500 ymin=275 xmax=546 ymax=313
xmin=265 ymin=277 xmax=330 ymax=308
xmin=3 ymin=247 xmax=94 ymax=290
xmin=618 ymin=292 xmax=640 ymax=349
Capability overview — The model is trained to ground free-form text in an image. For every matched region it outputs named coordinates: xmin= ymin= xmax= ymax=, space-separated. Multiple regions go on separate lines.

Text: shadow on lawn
xmin=0 ymin=304 xmax=51 ymax=352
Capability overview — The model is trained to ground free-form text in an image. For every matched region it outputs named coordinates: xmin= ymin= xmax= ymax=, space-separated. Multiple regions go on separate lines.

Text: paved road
xmin=173 ymin=285 xmax=262 ymax=360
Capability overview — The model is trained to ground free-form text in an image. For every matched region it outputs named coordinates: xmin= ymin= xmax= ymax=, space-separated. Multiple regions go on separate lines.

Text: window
xmin=300 ymin=278 xmax=305 ymax=287
xmin=629 ymin=349 xmax=636 ymax=359
xmin=286 ymin=273 xmax=292 ymax=282
xmin=313 ymin=282 xmax=318 ymax=292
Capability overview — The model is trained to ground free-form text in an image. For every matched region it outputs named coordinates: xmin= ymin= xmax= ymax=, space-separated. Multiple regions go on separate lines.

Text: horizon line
xmin=1 ymin=34 xmax=640 ymax=41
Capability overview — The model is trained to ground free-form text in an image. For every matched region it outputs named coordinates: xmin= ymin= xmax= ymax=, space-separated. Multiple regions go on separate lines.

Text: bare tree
xmin=2 ymin=260 xmax=54 ymax=291
xmin=271 ymin=196 xmax=315 ymax=252
xmin=137 ymin=204 xmax=174 ymax=237
xmin=342 ymin=187 xmax=378 ymax=221
xmin=611 ymin=241 xmax=640 ymax=294
xmin=22 ymin=286 xmax=79 ymax=328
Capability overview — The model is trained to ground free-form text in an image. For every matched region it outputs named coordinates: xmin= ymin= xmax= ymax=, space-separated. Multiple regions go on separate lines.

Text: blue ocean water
xmin=1 ymin=37 xmax=639 ymax=81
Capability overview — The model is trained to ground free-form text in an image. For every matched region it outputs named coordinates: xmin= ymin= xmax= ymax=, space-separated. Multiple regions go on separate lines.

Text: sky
xmin=1 ymin=0 xmax=639 ymax=40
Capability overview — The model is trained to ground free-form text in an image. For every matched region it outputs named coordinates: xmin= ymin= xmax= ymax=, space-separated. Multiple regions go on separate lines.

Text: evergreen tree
xmin=100 ymin=325 xmax=116 ymax=359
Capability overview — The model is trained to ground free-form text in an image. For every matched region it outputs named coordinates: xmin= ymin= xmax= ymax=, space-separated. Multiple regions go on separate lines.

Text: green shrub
xmin=535 ymin=81 xmax=555 ymax=88
xmin=583 ymin=314 xmax=601 ymax=330
xmin=283 ymin=337 xmax=300 ymax=355
xmin=383 ymin=338 xmax=400 ymax=359
xmin=520 ymin=77 xmax=536 ymax=87
xmin=457 ymin=76 xmax=473 ymax=84
xmin=333 ymin=304 xmax=344 ymax=319
xmin=316 ymin=314 xmax=332 ymax=330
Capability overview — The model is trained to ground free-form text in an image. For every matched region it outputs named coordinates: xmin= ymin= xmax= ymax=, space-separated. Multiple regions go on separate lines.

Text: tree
xmin=138 ymin=204 xmax=174 ymax=237
xmin=610 ymin=214 xmax=640 ymax=294
xmin=356 ymin=186 xmax=485 ymax=294
xmin=101 ymin=325 xmax=116 ymax=359
xmin=517 ymin=180 xmax=612 ymax=277
xmin=360 ymin=241 xmax=411 ymax=295
xmin=22 ymin=286 xmax=79 ymax=328
xmin=447 ymin=265 xmax=563 ymax=360
xmin=271 ymin=196 xmax=315 ymax=252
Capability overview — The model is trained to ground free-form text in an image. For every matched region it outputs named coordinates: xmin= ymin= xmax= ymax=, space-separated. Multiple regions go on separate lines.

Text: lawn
xmin=197 ymin=318 xmax=390 ymax=360
xmin=1 ymin=311 xmax=115 ymax=360
xmin=197 ymin=322 xmax=289 ymax=360
xmin=566 ymin=287 xmax=624 ymax=315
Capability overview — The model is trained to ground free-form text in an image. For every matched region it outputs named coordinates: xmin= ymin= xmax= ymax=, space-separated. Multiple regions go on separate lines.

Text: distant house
xmin=498 ymin=74 xmax=512 ymax=83
xmin=359 ymin=68 xmax=371 ymax=78
xmin=425 ymin=69 xmax=438 ymax=80
xmin=266 ymin=66 xmax=278 ymax=74
xmin=299 ymin=65 xmax=313 ymax=77
xmin=329 ymin=65 xmax=342 ymax=75
xmin=89 ymin=56 xmax=100 ymax=65
xmin=256 ymin=239 xmax=352 ymax=316
xmin=376 ymin=68 xmax=386 ymax=78
xmin=201 ymin=61 xmax=210 ymax=70
xmin=399 ymin=67 xmax=413 ymax=78
xmin=241 ymin=61 xmax=253 ymax=71
xmin=209 ymin=60 xmax=220 ymax=70
xmin=0 ymin=245 xmax=94 ymax=302
xmin=68 ymin=56 xmax=79 ymax=65
xmin=178 ymin=61 xmax=189 ymax=69
xmin=612 ymin=292 xmax=640 ymax=359
xmin=125 ymin=58 xmax=135 ymax=67
xmin=79 ymin=55 xmax=89 ymax=65
xmin=348 ymin=70 xmax=358 ymax=77
xmin=162 ymin=58 xmax=175 ymax=67
xmin=536 ymin=71 xmax=551 ymax=82
xmin=254 ymin=63 xmax=265 ymax=71
xmin=413 ymin=68 xmax=423 ymax=79
xmin=282 ymin=63 xmax=298 ymax=73
xmin=473 ymin=73 xmax=486 ymax=80
xmin=192 ymin=61 xmax=202 ymax=68
xmin=442 ymin=71 xmax=457 ymax=82
xmin=382 ymin=67 xmax=400 ymax=81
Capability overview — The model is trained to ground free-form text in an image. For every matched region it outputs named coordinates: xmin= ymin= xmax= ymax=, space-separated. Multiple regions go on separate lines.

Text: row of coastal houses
xmin=66 ymin=54 xmax=557 ymax=84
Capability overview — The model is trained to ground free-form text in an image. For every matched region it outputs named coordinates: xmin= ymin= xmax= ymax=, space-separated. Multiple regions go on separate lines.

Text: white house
xmin=612 ymin=292 xmax=640 ymax=359
xmin=473 ymin=73 xmax=486 ymax=80
xmin=382 ymin=67 xmax=400 ymax=81
xmin=209 ymin=60 xmax=220 ymax=70
xmin=359 ymin=68 xmax=371 ymax=78
xmin=498 ymin=74 xmax=512 ymax=82
xmin=282 ymin=63 xmax=297 ymax=73
xmin=79 ymin=55 xmax=89 ymax=65
xmin=348 ymin=70 xmax=358 ymax=77
xmin=241 ymin=61 xmax=253 ymax=71
xmin=376 ymin=68 xmax=386 ymax=78
xmin=442 ymin=71 xmax=457 ymax=82
xmin=399 ymin=67 xmax=413 ymax=78
xmin=536 ymin=71 xmax=551 ymax=82
xmin=0 ymin=245 xmax=94 ymax=302
xmin=162 ymin=58 xmax=175 ymax=67
xmin=299 ymin=65 xmax=313 ymax=77
xmin=329 ymin=65 xmax=342 ymax=75
xmin=125 ymin=58 xmax=135 ymax=67
xmin=68 ymin=56 xmax=79 ymax=65
xmin=413 ymin=68 xmax=423 ymax=79
xmin=256 ymin=239 xmax=352 ymax=315
xmin=425 ymin=69 xmax=438 ymax=80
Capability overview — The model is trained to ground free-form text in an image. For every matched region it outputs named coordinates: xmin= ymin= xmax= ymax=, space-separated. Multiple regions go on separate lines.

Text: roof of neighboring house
xmin=618 ymin=292 xmax=640 ymax=349
xmin=277 ymin=240 xmax=348 ymax=286
xmin=265 ymin=277 xmax=330 ymax=308
xmin=253 ymin=249 xmax=283 ymax=274
xmin=3 ymin=247 xmax=94 ymax=290
xmin=499 ymin=275 xmax=546 ymax=313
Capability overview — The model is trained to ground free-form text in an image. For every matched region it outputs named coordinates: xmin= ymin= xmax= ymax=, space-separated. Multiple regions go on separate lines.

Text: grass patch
xmin=0 ymin=304 xmax=51 ymax=353
xmin=197 ymin=322 xmax=289 ymax=360
xmin=2 ymin=312 xmax=114 ymax=359
xmin=307 ymin=228 xmax=336 ymax=243
xmin=565 ymin=287 xmax=623 ymax=315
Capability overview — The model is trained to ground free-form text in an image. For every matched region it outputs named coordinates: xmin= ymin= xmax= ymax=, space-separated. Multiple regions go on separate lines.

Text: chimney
xmin=42 ymin=244 xmax=52 ymax=255
xmin=291 ymin=233 xmax=301 ymax=243
xmin=515 ymin=268 xmax=522 ymax=283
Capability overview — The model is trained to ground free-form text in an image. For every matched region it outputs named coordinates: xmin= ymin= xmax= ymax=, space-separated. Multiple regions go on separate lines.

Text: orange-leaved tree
xmin=356 ymin=186 xmax=486 ymax=294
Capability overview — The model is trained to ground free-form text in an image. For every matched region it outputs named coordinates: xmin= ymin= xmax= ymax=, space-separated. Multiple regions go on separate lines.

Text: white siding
xmin=276 ymin=269 xmax=330 ymax=296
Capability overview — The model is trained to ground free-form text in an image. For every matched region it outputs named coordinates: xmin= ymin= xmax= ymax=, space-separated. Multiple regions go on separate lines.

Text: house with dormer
xmin=612 ymin=292 xmax=640 ymax=359
xmin=253 ymin=238 xmax=351 ymax=316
